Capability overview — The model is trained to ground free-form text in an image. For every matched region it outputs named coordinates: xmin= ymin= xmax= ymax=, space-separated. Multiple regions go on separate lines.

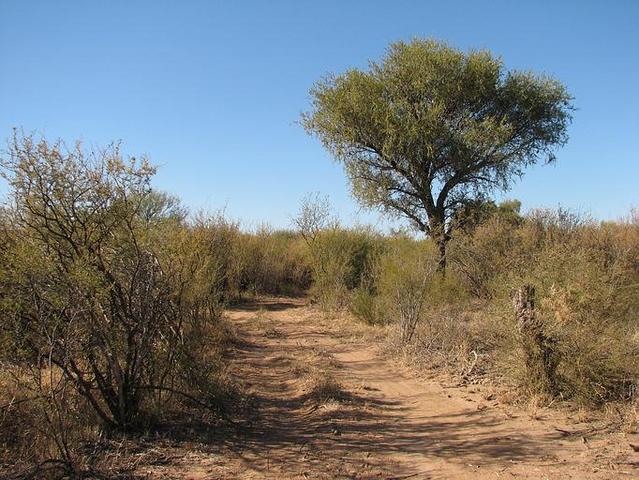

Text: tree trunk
xmin=436 ymin=236 xmax=447 ymax=275
xmin=428 ymin=214 xmax=449 ymax=276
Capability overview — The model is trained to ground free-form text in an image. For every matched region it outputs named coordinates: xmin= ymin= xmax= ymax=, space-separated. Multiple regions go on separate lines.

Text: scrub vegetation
xmin=1 ymin=39 xmax=636 ymax=479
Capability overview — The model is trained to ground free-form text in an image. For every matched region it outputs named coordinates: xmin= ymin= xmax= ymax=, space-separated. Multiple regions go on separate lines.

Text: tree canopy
xmin=302 ymin=38 xmax=573 ymax=271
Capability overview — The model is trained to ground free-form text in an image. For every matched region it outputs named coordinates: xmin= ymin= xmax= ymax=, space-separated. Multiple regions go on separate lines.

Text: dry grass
xmin=291 ymin=347 xmax=345 ymax=404
xmin=0 ymin=315 xmax=238 ymax=479
xmin=304 ymin=369 xmax=345 ymax=403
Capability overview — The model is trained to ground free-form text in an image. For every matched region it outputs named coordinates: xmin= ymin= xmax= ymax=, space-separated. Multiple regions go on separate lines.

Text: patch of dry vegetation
xmin=0 ymin=135 xmax=309 ymax=478
xmin=303 ymin=198 xmax=639 ymax=419
xmin=1 ymin=132 xmax=637 ymax=476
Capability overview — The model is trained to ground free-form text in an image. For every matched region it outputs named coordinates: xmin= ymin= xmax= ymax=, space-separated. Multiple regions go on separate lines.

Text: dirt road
xmin=143 ymin=298 xmax=635 ymax=479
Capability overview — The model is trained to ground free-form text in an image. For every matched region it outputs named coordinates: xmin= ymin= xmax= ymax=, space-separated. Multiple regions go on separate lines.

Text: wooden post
xmin=514 ymin=285 xmax=558 ymax=395
xmin=514 ymin=285 xmax=536 ymax=330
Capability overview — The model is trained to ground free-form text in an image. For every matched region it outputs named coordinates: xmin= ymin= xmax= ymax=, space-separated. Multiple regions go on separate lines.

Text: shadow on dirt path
xmin=142 ymin=297 xmax=635 ymax=479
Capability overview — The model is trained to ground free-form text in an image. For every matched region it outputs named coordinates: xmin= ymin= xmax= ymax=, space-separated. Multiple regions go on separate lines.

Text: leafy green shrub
xmin=308 ymin=227 xmax=382 ymax=310
xmin=349 ymin=287 xmax=380 ymax=325
xmin=234 ymin=228 xmax=311 ymax=297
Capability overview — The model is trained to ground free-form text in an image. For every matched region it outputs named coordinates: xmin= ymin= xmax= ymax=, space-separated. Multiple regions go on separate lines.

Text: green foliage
xmin=309 ymin=226 xmax=382 ymax=310
xmin=293 ymin=193 xmax=383 ymax=310
xmin=349 ymin=287 xmax=380 ymax=325
xmin=233 ymin=228 xmax=311 ymax=297
xmin=303 ymin=38 xmax=573 ymax=271
xmin=453 ymin=198 xmax=522 ymax=235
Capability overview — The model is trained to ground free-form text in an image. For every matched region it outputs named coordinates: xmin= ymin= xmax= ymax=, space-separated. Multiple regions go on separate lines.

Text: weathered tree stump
xmin=513 ymin=285 xmax=558 ymax=395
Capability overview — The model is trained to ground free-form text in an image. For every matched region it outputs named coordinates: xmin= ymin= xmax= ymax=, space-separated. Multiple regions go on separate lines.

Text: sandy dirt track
xmin=140 ymin=297 xmax=636 ymax=479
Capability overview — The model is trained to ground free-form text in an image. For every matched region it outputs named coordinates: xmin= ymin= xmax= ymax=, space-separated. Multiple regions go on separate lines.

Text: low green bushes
xmin=233 ymin=228 xmax=311 ymax=297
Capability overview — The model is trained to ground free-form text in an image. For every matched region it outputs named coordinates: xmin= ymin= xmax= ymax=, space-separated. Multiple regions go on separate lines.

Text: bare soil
xmin=137 ymin=297 xmax=638 ymax=479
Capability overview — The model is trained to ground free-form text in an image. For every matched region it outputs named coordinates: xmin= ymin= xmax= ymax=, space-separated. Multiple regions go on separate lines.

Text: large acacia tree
xmin=302 ymin=39 xmax=573 ymax=272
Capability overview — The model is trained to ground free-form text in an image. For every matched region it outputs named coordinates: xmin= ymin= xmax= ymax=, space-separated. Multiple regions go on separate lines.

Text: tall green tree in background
xmin=303 ymin=39 xmax=573 ymax=272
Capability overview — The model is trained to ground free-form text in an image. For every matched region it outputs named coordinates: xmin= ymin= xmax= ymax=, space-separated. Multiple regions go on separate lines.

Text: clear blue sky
xmin=1 ymin=1 xmax=637 ymax=229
